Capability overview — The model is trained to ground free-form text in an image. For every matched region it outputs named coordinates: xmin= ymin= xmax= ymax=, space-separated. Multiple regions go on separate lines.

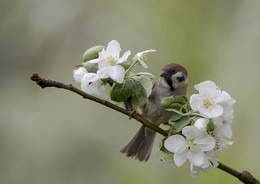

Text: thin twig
xmin=30 ymin=73 xmax=259 ymax=184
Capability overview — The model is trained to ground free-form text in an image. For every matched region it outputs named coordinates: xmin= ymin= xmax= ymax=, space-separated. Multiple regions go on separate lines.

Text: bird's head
xmin=160 ymin=63 xmax=188 ymax=91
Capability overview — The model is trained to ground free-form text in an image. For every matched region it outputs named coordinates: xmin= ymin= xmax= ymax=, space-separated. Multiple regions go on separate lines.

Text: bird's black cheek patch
xmin=164 ymin=77 xmax=175 ymax=91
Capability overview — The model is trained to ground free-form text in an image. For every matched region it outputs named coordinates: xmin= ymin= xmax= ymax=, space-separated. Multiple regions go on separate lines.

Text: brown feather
xmin=162 ymin=63 xmax=188 ymax=77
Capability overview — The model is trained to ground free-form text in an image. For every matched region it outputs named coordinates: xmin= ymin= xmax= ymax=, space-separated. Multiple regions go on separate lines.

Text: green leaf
xmin=82 ymin=45 xmax=105 ymax=62
xmin=168 ymin=103 xmax=183 ymax=109
xmin=159 ymin=138 xmax=173 ymax=154
xmin=110 ymin=80 xmax=134 ymax=102
xmin=131 ymin=75 xmax=153 ymax=97
xmin=172 ymin=116 xmax=190 ymax=133
xmin=170 ymin=113 xmax=183 ymax=122
xmin=130 ymin=79 xmax=148 ymax=109
xmin=168 ymin=125 xmax=176 ymax=136
xmin=172 ymin=96 xmax=188 ymax=105
xmin=160 ymin=95 xmax=188 ymax=108
xmin=206 ymin=119 xmax=215 ymax=132
xmin=160 ymin=96 xmax=175 ymax=108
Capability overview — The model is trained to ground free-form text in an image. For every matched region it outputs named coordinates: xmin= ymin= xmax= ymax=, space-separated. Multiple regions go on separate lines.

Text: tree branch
xmin=30 ymin=73 xmax=259 ymax=184
xmin=217 ymin=162 xmax=259 ymax=184
xmin=30 ymin=73 xmax=167 ymax=136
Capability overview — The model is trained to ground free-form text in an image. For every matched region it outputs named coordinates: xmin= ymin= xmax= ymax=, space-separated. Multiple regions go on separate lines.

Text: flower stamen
xmin=203 ymin=98 xmax=214 ymax=109
xmin=186 ymin=140 xmax=197 ymax=152
xmin=107 ymin=56 xmax=117 ymax=64
xmin=140 ymin=53 xmax=148 ymax=62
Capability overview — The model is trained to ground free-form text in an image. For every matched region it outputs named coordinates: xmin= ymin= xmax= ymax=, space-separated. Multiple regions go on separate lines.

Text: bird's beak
xmin=160 ymin=71 xmax=168 ymax=78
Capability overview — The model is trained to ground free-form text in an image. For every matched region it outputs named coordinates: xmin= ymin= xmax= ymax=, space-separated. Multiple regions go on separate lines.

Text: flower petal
xmin=226 ymin=140 xmax=233 ymax=146
xmin=220 ymin=105 xmax=234 ymax=124
xmin=90 ymin=49 xmax=112 ymax=70
xmin=137 ymin=58 xmax=148 ymax=68
xmin=206 ymin=150 xmax=220 ymax=167
xmin=221 ymin=124 xmax=232 ymax=139
xmin=199 ymin=104 xmax=223 ymax=119
xmin=87 ymin=73 xmax=100 ymax=83
xmin=147 ymin=49 xmax=156 ymax=53
xmin=189 ymin=164 xmax=201 ymax=177
xmin=190 ymin=94 xmax=203 ymax=111
xmin=73 ymin=67 xmax=87 ymax=83
xmin=182 ymin=126 xmax=202 ymax=140
xmin=109 ymin=65 xmax=126 ymax=83
xmin=194 ymin=81 xmax=216 ymax=92
xmin=200 ymin=88 xmax=217 ymax=99
xmin=194 ymin=135 xmax=215 ymax=151
xmin=117 ymin=50 xmax=131 ymax=64
xmin=88 ymin=58 xmax=102 ymax=64
xmin=174 ymin=149 xmax=188 ymax=167
xmin=136 ymin=49 xmax=156 ymax=56
xmin=187 ymin=149 xmax=205 ymax=167
xmin=217 ymin=91 xmax=236 ymax=106
xmin=81 ymin=74 xmax=107 ymax=97
xmin=194 ymin=118 xmax=209 ymax=130
xmin=202 ymin=166 xmax=211 ymax=174
xmin=97 ymin=67 xmax=111 ymax=79
xmin=97 ymin=65 xmax=126 ymax=83
xmin=134 ymin=72 xmax=156 ymax=78
xmin=106 ymin=40 xmax=121 ymax=59
xmin=135 ymin=50 xmax=156 ymax=69
xmin=164 ymin=135 xmax=186 ymax=153
xmin=212 ymin=118 xmax=223 ymax=127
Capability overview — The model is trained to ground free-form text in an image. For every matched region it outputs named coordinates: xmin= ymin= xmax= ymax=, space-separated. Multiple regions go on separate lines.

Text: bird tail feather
xmin=120 ymin=125 xmax=156 ymax=162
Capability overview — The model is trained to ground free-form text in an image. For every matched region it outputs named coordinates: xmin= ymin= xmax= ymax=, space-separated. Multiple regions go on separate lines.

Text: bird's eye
xmin=177 ymin=76 xmax=185 ymax=82
xmin=171 ymin=69 xmax=175 ymax=73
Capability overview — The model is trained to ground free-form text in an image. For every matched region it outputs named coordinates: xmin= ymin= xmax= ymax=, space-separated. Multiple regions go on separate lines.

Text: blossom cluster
xmin=164 ymin=81 xmax=236 ymax=177
xmin=73 ymin=40 xmax=155 ymax=102
xmin=73 ymin=41 xmax=236 ymax=177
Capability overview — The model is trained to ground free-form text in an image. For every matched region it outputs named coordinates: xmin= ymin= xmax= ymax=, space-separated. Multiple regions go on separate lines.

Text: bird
xmin=120 ymin=63 xmax=188 ymax=161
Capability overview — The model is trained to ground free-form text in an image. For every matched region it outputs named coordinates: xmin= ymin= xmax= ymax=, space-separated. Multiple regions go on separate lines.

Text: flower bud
xmin=194 ymin=118 xmax=209 ymax=130
xmin=82 ymin=45 xmax=105 ymax=62
xmin=82 ymin=62 xmax=98 ymax=73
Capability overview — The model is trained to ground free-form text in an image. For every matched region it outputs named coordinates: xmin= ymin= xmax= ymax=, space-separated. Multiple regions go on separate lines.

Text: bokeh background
xmin=1 ymin=0 xmax=260 ymax=183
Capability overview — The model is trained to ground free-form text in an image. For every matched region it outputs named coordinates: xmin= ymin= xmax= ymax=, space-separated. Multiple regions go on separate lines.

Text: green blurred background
xmin=1 ymin=0 xmax=260 ymax=183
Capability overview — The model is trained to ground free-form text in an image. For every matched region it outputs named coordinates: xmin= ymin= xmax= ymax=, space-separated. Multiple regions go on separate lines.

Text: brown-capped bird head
xmin=160 ymin=63 xmax=188 ymax=91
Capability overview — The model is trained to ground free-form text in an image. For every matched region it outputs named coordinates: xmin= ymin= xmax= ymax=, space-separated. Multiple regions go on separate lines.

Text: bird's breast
xmin=142 ymin=81 xmax=175 ymax=125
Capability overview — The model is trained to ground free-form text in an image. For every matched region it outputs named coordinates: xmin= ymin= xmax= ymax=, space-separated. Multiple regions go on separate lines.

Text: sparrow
xmin=120 ymin=63 xmax=188 ymax=161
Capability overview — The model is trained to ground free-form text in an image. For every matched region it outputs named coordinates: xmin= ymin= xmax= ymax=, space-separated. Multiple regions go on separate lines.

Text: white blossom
xmin=135 ymin=49 xmax=156 ymax=68
xmin=193 ymin=118 xmax=231 ymax=169
xmin=73 ymin=67 xmax=107 ymax=97
xmin=194 ymin=118 xmax=233 ymax=151
xmin=88 ymin=40 xmax=131 ymax=83
xmin=165 ymin=126 xmax=215 ymax=167
xmin=163 ymin=80 xmax=236 ymax=176
xmin=190 ymin=80 xmax=236 ymax=119
xmin=190 ymin=89 xmax=224 ymax=118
